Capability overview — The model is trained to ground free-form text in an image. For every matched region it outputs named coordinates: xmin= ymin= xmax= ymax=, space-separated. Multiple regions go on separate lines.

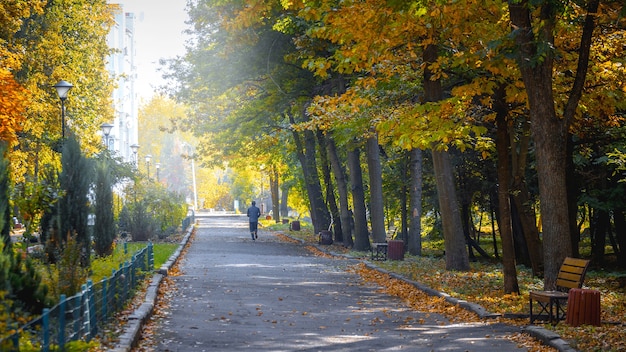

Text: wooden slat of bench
xmin=561 ymin=257 xmax=590 ymax=267
xmin=561 ymin=265 xmax=587 ymax=274
xmin=556 ymin=258 xmax=590 ymax=289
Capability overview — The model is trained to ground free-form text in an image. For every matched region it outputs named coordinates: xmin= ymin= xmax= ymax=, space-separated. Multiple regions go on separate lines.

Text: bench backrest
xmin=556 ymin=257 xmax=590 ymax=291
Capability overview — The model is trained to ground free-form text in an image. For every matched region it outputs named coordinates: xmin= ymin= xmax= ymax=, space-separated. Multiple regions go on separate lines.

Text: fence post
xmin=58 ymin=294 xmax=67 ymax=349
xmin=42 ymin=308 xmax=50 ymax=352
xmin=88 ymin=280 xmax=97 ymax=339
xmin=148 ymin=242 xmax=154 ymax=270
xmin=131 ymin=254 xmax=137 ymax=287
xmin=102 ymin=277 xmax=108 ymax=322
xmin=80 ymin=283 xmax=90 ymax=341
xmin=123 ymin=261 xmax=130 ymax=302
xmin=7 ymin=245 xmax=158 ymax=350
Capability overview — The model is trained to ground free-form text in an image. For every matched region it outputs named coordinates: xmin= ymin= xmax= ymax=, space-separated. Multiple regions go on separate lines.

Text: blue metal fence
xmin=182 ymin=213 xmax=194 ymax=232
xmin=0 ymin=243 xmax=154 ymax=351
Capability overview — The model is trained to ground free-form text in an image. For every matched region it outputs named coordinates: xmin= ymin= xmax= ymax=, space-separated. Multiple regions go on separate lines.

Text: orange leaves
xmin=354 ymin=263 xmax=481 ymax=323
xmin=0 ymin=69 xmax=28 ymax=146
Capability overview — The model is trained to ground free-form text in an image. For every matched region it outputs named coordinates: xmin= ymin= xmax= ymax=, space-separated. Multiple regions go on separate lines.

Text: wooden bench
xmin=371 ymin=242 xmax=388 ymax=261
xmin=529 ymin=257 xmax=590 ymax=324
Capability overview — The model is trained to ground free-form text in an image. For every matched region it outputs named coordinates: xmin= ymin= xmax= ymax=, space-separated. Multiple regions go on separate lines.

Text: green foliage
xmin=12 ymin=169 xmax=60 ymax=239
xmin=123 ymin=180 xmax=187 ymax=241
xmin=0 ymin=142 xmax=10 ymax=250
xmin=7 ymin=250 xmax=50 ymax=313
xmin=54 ymin=235 xmax=89 ymax=299
xmin=58 ymin=133 xmax=93 ymax=267
xmin=93 ymin=158 xmax=115 ymax=257
xmin=0 ymin=143 xmax=50 ymax=317
xmin=125 ymin=198 xmax=155 ymax=242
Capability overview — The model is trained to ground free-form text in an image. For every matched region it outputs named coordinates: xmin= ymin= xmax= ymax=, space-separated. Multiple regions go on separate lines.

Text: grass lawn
xmin=89 ymin=241 xmax=179 ymax=283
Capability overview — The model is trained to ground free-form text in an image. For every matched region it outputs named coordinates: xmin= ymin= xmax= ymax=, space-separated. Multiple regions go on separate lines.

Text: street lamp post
xmin=145 ymin=154 xmax=152 ymax=179
xmin=54 ymin=80 xmax=73 ymax=139
xmin=100 ymin=123 xmax=114 ymax=150
xmin=130 ymin=144 xmax=139 ymax=168
xmin=155 ymin=162 xmax=160 ymax=182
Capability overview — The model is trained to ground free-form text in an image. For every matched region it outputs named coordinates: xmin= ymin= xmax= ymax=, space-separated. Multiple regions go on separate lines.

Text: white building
xmin=106 ymin=5 xmax=139 ymax=163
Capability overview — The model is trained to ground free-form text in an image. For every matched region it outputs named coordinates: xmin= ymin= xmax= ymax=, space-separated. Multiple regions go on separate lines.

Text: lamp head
xmin=100 ymin=123 xmax=114 ymax=137
xmin=54 ymin=80 xmax=73 ymax=101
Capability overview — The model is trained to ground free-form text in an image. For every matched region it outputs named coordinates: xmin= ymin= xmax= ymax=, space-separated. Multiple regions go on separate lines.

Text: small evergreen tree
xmin=58 ymin=133 xmax=93 ymax=267
xmin=93 ymin=158 xmax=115 ymax=256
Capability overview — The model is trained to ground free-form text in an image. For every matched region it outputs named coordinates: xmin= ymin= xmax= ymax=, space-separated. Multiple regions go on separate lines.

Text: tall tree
xmin=494 ymin=88 xmax=520 ymax=294
xmin=348 ymin=146 xmax=370 ymax=251
xmin=507 ymin=0 xmax=601 ymax=288
xmin=407 ymin=148 xmax=423 ymax=255
xmin=327 ymin=135 xmax=353 ymax=247
xmin=366 ymin=132 xmax=386 ymax=243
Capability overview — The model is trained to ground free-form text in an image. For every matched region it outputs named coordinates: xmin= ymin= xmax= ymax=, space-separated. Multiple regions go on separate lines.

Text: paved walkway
xmin=133 ymin=214 xmax=534 ymax=352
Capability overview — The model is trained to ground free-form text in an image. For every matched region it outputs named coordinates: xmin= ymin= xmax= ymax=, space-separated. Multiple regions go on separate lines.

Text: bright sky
xmin=109 ymin=0 xmax=189 ymax=99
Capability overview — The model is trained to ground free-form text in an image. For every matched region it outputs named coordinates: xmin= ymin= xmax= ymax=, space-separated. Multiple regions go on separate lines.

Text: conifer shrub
xmin=93 ymin=159 xmax=115 ymax=257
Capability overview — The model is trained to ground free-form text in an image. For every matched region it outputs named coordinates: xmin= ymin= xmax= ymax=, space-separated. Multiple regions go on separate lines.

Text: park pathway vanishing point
xmin=137 ymin=214 xmax=529 ymax=352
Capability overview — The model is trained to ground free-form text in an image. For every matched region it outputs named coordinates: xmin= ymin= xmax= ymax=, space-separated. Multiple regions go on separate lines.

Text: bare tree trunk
xmin=614 ymin=208 xmax=626 ymax=269
xmin=348 ymin=146 xmax=370 ymax=251
xmin=280 ymin=183 xmax=289 ymax=218
xmin=269 ymin=165 xmax=280 ymax=223
xmin=509 ymin=119 xmax=543 ymax=275
xmin=317 ymin=132 xmax=341 ymax=240
xmin=495 ymin=91 xmax=520 ymax=294
xmin=327 ymin=135 xmax=353 ymax=247
xmin=431 ymin=149 xmax=470 ymax=271
xmin=366 ymin=132 xmax=386 ymax=243
xmin=566 ymin=135 xmax=582 ymax=258
xmin=407 ymin=148 xmax=423 ymax=256
xmin=288 ymin=112 xmax=330 ymax=234
xmin=508 ymin=0 xmax=597 ymax=289
xmin=423 ymin=43 xmax=469 ymax=271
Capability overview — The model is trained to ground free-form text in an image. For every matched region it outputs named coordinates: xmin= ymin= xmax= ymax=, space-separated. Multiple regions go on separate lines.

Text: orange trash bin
xmin=387 ymin=240 xmax=404 ymax=260
xmin=566 ymin=288 xmax=601 ymax=327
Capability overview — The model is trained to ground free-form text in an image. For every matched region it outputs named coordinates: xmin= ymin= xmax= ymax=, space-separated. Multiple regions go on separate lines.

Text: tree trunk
xmin=423 ymin=43 xmax=469 ymax=271
xmin=348 ymin=146 xmax=370 ymax=251
xmin=280 ymin=183 xmax=289 ymax=218
xmin=566 ymin=135 xmax=582 ymax=257
xmin=399 ymin=153 xmax=408 ymax=244
xmin=509 ymin=1 xmax=569 ymax=289
xmin=366 ymin=132 xmax=386 ymax=243
xmin=288 ymin=112 xmax=330 ymax=234
xmin=317 ymin=132 xmax=342 ymax=240
xmin=431 ymin=150 xmax=470 ymax=271
xmin=269 ymin=165 xmax=280 ymax=223
xmin=508 ymin=0 xmax=598 ymax=289
xmin=495 ymin=95 xmax=520 ymax=294
xmin=614 ymin=208 xmax=626 ymax=269
xmin=327 ymin=135 xmax=353 ymax=247
xmin=408 ymin=148 xmax=423 ymax=255
xmin=461 ymin=199 xmax=476 ymax=262
xmin=591 ymin=208 xmax=608 ymax=267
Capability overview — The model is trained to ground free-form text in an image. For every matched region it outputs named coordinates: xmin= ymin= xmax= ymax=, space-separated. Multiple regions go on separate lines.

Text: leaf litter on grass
xmin=292 ymin=234 xmax=624 ymax=352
